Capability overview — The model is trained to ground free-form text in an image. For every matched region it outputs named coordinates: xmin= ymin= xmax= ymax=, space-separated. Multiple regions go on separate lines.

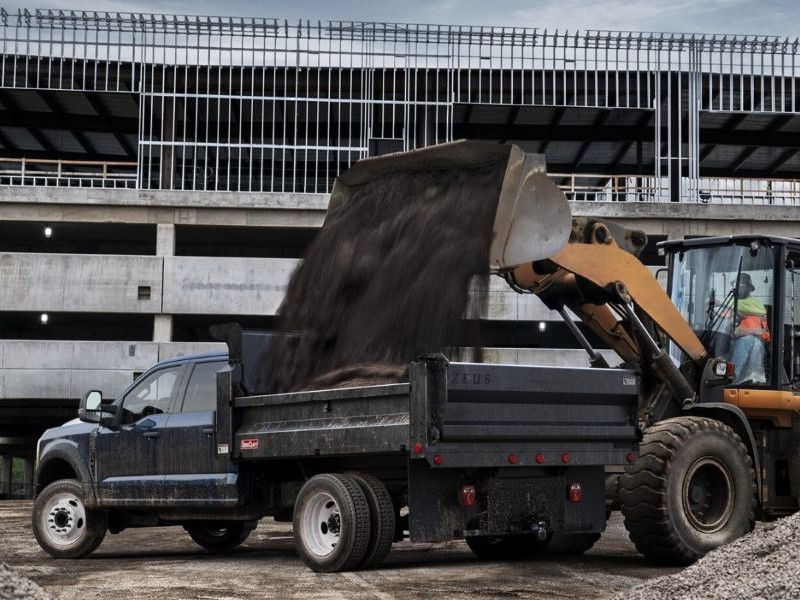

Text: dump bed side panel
xmin=442 ymin=362 xmax=639 ymax=442
xmin=231 ymin=383 xmax=412 ymax=459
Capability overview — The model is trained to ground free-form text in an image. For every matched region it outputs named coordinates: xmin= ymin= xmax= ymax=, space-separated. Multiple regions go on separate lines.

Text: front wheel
xmin=621 ymin=416 xmax=756 ymax=565
xmin=32 ymin=479 xmax=107 ymax=558
xmin=184 ymin=520 xmax=254 ymax=553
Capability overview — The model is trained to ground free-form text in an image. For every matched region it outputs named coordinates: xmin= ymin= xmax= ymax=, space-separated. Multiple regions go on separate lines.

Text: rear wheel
xmin=32 ymin=479 xmax=107 ymax=559
xmin=347 ymin=473 xmax=395 ymax=569
xmin=184 ymin=520 xmax=254 ymax=553
xmin=293 ymin=473 xmax=371 ymax=572
xmin=621 ymin=416 xmax=756 ymax=565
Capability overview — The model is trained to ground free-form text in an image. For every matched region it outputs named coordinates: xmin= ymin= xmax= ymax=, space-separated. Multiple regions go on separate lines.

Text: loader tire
xmin=293 ymin=473 xmax=371 ymax=572
xmin=621 ymin=416 xmax=756 ymax=565
xmin=347 ymin=473 xmax=395 ymax=569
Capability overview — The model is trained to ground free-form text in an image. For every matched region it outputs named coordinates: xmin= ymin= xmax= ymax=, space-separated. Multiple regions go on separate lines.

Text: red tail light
xmin=459 ymin=484 xmax=476 ymax=507
xmin=535 ymin=453 xmax=545 ymax=464
xmin=626 ymin=452 xmax=636 ymax=463
xmin=725 ymin=361 xmax=736 ymax=378
xmin=433 ymin=454 xmax=443 ymax=465
xmin=508 ymin=453 xmax=519 ymax=465
xmin=413 ymin=442 xmax=423 ymax=454
xmin=568 ymin=482 xmax=582 ymax=503
xmin=561 ymin=452 xmax=571 ymax=464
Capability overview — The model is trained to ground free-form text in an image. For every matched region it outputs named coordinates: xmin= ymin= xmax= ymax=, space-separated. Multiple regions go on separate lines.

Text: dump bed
xmin=218 ymin=356 xmax=639 ymax=468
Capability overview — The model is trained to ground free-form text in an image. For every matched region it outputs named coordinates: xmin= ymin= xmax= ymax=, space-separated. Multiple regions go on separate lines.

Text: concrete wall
xmin=0 ymin=252 xmax=663 ymax=320
xmin=163 ymin=256 xmax=297 ymax=315
xmin=0 ymin=253 xmax=162 ymax=313
xmin=0 ymin=340 xmax=225 ymax=400
xmin=0 ymin=339 xmax=616 ymax=401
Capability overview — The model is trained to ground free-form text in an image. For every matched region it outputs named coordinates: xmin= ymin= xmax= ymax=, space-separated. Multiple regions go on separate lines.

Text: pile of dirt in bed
xmin=266 ymin=164 xmax=502 ymax=392
xmin=615 ymin=511 xmax=800 ymax=600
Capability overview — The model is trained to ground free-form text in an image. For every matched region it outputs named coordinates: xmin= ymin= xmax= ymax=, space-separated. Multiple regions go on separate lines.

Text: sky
xmin=9 ymin=0 xmax=800 ymax=37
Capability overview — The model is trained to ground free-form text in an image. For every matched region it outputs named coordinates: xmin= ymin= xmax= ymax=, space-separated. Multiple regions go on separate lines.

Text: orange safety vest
xmin=733 ymin=297 xmax=771 ymax=342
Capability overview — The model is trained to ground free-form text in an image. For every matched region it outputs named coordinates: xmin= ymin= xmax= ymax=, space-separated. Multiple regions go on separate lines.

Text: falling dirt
xmin=267 ymin=162 xmax=503 ymax=392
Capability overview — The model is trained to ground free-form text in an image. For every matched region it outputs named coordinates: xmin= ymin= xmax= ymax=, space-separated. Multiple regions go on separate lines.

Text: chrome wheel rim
xmin=41 ymin=492 xmax=87 ymax=547
xmin=301 ymin=492 xmax=341 ymax=557
xmin=682 ymin=457 xmax=735 ymax=533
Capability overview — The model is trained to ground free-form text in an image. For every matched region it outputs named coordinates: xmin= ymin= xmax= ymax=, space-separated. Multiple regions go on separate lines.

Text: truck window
xmin=181 ymin=361 xmax=226 ymax=413
xmin=122 ymin=366 xmax=182 ymax=421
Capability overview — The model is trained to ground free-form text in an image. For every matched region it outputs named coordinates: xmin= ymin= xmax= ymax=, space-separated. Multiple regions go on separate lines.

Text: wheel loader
xmin=462 ymin=143 xmax=799 ymax=565
xmin=324 ymin=139 xmax=800 ymax=565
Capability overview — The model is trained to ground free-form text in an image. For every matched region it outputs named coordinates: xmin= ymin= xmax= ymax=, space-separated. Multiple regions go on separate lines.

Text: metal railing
xmin=0 ymin=157 xmax=138 ymax=188
xmin=556 ymin=173 xmax=800 ymax=205
xmin=1 ymin=8 xmax=799 ymax=198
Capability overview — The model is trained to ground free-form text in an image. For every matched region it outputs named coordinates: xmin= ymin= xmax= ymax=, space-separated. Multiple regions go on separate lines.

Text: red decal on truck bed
xmin=240 ymin=438 xmax=259 ymax=450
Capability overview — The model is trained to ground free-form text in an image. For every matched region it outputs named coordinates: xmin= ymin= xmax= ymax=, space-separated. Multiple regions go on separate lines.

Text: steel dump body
xmin=225 ymin=359 xmax=639 ymax=467
xmin=213 ymin=355 xmax=640 ymax=543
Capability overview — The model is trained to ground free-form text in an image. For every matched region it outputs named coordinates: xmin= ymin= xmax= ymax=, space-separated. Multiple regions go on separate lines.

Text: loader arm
xmin=505 ymin=219 xmax=709 ymax=408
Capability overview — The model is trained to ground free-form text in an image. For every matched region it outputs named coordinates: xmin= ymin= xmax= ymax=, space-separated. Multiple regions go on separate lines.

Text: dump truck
xmin=31 ymin=142 xmax=640 ymax=572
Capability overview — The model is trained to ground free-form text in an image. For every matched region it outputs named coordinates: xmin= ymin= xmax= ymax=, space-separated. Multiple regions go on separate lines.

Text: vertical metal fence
xmin=1 ymin=8 xmax=799 ymax=199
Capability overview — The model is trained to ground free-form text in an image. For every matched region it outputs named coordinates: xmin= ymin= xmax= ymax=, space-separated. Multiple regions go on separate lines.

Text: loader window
xmin=669 ymin=242 xmax=776 ymax=385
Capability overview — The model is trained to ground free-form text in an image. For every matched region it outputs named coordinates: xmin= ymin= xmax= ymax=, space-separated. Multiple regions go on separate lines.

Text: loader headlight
xmin=714 ymin=360 xmax=731 ymax=377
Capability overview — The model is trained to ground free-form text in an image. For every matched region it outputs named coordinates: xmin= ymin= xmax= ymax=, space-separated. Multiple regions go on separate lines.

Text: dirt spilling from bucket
xmin=613 ymin=511 xmax=800 ymax=600
xmin=266 ymin=165 xmax=502 ymax=392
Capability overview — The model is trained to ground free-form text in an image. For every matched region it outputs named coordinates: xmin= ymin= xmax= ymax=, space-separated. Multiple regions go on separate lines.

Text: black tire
xmin=466 ymin=534 xmax=550 ymax=560
xmin=293 ymin=473 xmax=371 ymax=572
xmin=347 ymin=473 xmax=395 ymax=569
xmin=621 ymin=416 xmax=756 ymax=565
xmin=547 ymin=532 xmax=601 ymax=555
xmin=184 ymin=520 xmax=254 ymax=553
xmin=32 ymin=479 xmax=107 ymax=559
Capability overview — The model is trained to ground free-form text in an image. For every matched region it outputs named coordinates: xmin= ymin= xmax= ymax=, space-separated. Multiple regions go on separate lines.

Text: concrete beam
xmin=162 ymin=256 xmax=297 ymax=315
xmin=0 ymin=253 xmax=163 ymax=313
xmin=3 ymin=186 xmax=800 ymax=238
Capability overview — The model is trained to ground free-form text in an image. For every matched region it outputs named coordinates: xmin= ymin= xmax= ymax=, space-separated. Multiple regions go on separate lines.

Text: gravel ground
xmin=0 ymin=501 xmax=677 ymax=600
xmin=616 ymin=512 xmax=800 ymax=600
xmin=0 ymin=563 xmax=51 ymax=600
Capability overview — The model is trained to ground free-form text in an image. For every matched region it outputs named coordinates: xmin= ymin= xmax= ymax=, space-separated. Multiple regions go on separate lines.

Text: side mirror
xmin=78 ymin=390 xmax=103 ymax=422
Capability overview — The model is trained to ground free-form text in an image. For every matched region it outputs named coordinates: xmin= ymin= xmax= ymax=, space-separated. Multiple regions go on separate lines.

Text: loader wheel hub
xmin=682 ymin=457 xmax=734 ymax=533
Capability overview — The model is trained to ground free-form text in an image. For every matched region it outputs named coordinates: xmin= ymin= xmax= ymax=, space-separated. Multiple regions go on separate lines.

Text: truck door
xmin=158 ymin=359 xmax=238 ymax=506
xmin=94 ymin=364 xmax=185 ymax=505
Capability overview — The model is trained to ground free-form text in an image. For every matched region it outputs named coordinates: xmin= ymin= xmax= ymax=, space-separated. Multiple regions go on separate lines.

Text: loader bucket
xmin=328 ymin=140 xmax=571 ymax=270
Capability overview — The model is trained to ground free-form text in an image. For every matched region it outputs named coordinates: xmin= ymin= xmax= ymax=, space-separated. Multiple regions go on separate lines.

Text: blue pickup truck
xmin=32 ymin=330 xmax=640 ymax=572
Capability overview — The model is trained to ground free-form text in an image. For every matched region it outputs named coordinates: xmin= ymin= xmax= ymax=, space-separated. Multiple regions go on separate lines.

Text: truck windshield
xmin=669 ymin=242 xmax=776 ymax=385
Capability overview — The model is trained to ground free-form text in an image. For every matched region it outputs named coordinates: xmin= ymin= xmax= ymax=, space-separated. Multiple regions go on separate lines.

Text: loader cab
xmin=660 ymin=235 xmax=800 ymax=392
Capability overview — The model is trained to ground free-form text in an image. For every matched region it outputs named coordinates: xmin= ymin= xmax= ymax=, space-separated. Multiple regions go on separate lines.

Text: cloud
xmin=8 ymin=0 xmax=799 ymax=36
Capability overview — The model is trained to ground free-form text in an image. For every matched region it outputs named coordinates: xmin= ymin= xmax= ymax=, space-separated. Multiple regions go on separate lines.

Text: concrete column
xmin=155 ymin=223 xmax=175 ymax=343
xmin=0 ymin=456 xmax=11 ymax=500
xmin=156 ymin=223 xmax=175 ymax=257
xmin=153 ymin=315 xmax=173 ymax=343
xmin=22 ymin=458 xmax=34 ymax=499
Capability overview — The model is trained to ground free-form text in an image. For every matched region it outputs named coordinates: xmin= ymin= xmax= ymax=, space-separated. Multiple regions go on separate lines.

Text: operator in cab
xmin=729 ymin=272 xmax=770 ymax=384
